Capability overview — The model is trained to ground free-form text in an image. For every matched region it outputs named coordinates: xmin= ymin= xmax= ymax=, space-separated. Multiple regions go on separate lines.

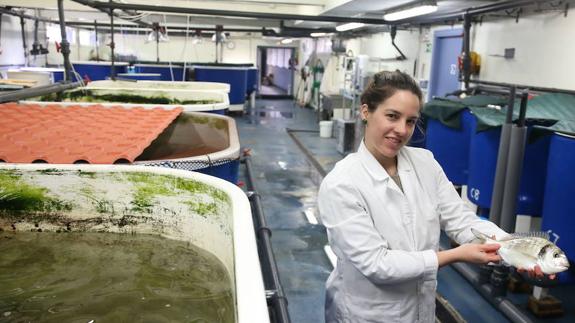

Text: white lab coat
xmin=318 ymin=141 xmax=507 ymax=323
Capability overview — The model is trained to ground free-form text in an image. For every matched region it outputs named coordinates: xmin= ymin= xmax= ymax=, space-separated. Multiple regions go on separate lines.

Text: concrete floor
xmin=233 ymin=98 xmax=574 ymax=323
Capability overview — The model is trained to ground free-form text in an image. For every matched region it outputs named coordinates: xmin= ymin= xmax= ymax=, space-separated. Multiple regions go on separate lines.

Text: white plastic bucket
xmin=319 ymin=120 xmax=333 ymax=138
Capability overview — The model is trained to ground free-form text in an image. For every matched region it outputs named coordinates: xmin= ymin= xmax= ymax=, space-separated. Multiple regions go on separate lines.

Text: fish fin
xmin=471 ymin=228 xmax=490 ymax=243
xmin=501 ymin=231 xmax=551 ymax=241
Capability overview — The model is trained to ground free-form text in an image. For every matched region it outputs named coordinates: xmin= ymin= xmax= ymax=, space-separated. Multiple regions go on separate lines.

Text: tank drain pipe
xmin=57 ymin=0 xmax=73 ymax=82
xmin=489 ymin=86 xmax=516 ymax=226
xmin=451 ymin=262 xmax=534 ymax=323
xmin=0 ymin=81 xmax=82 ymax=103
xmin=243 ymin=154 xmax=291 ymax=323
xmin=499 ymin=90 xmax=529 ymax=233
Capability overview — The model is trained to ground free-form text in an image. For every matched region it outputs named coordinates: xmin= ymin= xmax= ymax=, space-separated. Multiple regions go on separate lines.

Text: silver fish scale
xmin=502 ymin=237 xmax=550 ymax=257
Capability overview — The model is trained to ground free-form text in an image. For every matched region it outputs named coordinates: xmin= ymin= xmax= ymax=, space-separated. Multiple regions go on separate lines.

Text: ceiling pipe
xmin=0 ymin=7 xmax=53 ymax=23
xmin=71 ymin=0 xmax=391 ymax=25
xmin=71 ymin=0 xmax=153 ymax=28
xmin=396 ymin=0 xmax=554 ymax=25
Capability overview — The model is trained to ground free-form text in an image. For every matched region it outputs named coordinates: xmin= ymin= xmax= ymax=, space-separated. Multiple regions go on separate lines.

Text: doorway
xmin=428 ymin=28 xmax=463 ymax=100
xmin=257 ymin=46 xmax=295 ymax=98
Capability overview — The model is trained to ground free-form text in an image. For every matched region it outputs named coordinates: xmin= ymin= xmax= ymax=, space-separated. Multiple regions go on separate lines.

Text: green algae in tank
xmin=0 ymin=232 xmax=235 ymax=323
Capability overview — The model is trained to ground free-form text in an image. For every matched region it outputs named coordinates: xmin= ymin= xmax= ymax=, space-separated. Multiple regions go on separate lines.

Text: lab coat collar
xmin=358 ymin=140 xmax=412 ymax=182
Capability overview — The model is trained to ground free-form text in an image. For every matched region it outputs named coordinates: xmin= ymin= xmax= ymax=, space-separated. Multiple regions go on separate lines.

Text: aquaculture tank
xmin=0 ymin=103 xmax=240 ymax=184
xmin=29 ymin=84 xmax=230 ymax=114
xmin=87 ymin=79 xmax=230 ymax=93
xmin=71 ymin=61 xmax=129 ymax=81
xmin=0 ymin=164 xmax=268 ymax=322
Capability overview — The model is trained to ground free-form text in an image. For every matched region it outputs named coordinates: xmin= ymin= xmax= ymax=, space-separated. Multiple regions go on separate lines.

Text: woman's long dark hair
xmin=360 ymin=70 xmax=423 ymax=112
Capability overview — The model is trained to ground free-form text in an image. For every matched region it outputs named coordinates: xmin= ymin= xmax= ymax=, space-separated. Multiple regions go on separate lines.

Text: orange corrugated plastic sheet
xmin=0 ymin=103 xmax=182 ymax=164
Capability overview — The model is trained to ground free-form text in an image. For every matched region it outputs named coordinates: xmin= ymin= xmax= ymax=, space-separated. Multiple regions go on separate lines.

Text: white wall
xmin=43 ymin=30 xmax=292 ymax=66
xmin=0 ymin=15 xmax=47 ymax=68
xmin=470 ymin=9 xmax=575 ymax=90
xmin=353 ymin=7 xmax=575 ymax=92
xmin=356 ymin=28 xmax=421 ymax=76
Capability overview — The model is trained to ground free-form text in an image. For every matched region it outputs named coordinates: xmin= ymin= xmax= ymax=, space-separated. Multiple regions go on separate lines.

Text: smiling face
xmin=361 ymin=90 xmax=421 ymax=165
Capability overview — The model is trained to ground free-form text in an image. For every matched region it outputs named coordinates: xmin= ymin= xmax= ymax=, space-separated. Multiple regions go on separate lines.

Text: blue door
xmin=428 ymin=29 xmax=462 ymax=100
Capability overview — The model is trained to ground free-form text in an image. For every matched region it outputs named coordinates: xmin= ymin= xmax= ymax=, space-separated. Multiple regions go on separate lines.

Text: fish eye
xmin=553 ymin=252 xmax=560 ymax=258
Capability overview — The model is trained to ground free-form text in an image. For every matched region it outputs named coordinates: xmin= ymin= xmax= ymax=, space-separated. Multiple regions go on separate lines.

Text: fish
xmin=471 ymin=228 xmax=570 ymax=275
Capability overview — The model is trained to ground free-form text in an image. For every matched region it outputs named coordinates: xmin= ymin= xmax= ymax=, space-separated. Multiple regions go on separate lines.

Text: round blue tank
xmin=72 ymin=62 xmax=128 ymax=81
xmin=425 ymin=109 xmax=474 ymax=185
xmin=466 ymin=122 xmax=550 ymax=215
xmin=135 ymin=64 xmax=184 ymax=81
xmin=193 ymin=66 xmax=248 ymax=105
xmin=246 ymin=67 xmax=258 ymax=95
xmin=541 ymin=133 xmax=575 ymax=283
xmin=117 ymin=73 xmax=162 ymax=81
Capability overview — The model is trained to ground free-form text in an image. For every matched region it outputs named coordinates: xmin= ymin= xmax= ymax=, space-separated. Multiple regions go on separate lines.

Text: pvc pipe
xmin=489 ymin=86 xmax=516 ymax=225
xmin=57 ymin=0 xmax=72 ymax=82
xmin=0 ymin=81 xmax=81 ymax=103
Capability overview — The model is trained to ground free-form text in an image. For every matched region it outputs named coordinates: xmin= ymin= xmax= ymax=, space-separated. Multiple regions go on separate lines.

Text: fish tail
xmin=471 ymin=228 xmax=490 ymax=243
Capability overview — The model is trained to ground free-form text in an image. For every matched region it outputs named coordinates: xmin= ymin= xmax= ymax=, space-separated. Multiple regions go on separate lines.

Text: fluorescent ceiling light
xmin=281 ymin=38 xmax=293 ymax=44
xmin=335 ymin=22 xmax=365 ymax=32
xmin=383 ymin=3 xmax=438 ymax=21
xmin=310 ymin=32 xmax=327 ymax=37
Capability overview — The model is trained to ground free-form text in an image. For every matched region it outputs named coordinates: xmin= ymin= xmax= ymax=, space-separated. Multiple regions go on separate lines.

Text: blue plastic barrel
xmin=117 ymin=73 xmax=162 ymax=81
xmin=134 ymin=64 xmax=184 ymax=81
xmin=466 ymin=123 xmax=550 ymax=215
xmin=193 ymin=66 xmax=248 ymax=105
xmin=541 ymin=133 xmax=575 ymax=283
xmin=246 ymin=67 xmax=258 ymax=95
xmin=425 ymin=109 xmax=474 ymax=185
xmin=72 ymin=61 xmax=128 ymax=81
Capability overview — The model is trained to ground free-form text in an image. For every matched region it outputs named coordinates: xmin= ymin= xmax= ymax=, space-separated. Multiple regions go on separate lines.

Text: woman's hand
xmin=517 ymin=265 xmax=557 ymax=280
xmin=438 ymin=243 xmax=501 ymax=267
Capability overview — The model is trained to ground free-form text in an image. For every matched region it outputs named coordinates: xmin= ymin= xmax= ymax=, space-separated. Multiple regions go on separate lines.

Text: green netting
xmin=423 ymin=93 xmax=575 ymax=135
xmin=422 ymin=95 xmax=508 ymax=129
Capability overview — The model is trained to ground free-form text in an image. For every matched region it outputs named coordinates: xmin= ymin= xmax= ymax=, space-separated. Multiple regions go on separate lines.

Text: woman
xmin=318 ymin=70 xmax=507 ymax=323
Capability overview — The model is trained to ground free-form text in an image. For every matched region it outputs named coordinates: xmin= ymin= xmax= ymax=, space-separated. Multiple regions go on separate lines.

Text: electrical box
xmin=335 ymin=119 xmax=355 ymax=155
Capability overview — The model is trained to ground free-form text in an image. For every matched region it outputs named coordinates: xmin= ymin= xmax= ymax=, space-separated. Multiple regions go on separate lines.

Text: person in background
xmin=317 ymin=70 xmax=540 ymax=322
